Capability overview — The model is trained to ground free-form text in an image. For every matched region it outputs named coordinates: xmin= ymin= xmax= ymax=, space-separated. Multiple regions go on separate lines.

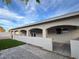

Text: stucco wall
xmin=0 ymin=32 xmax=11 ymax=39
xmin=13 ymin=35 xmax=52 ymax=51
xmin=70 ymin=40 xmax=79 ymax=59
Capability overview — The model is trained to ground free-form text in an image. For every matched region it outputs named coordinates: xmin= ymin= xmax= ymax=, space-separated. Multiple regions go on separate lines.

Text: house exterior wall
xmin=11 ymin=15 xmax=79 ymax=43
xmin=0 ymin=32 xmax=11 ymax=39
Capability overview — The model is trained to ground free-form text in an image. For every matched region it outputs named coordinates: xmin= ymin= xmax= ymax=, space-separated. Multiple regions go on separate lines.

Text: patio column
xmin=27 ymin=30 xmax=30 ymax=37
xmin=43 ymin=29 xmax=47 ymax=38
xmin=10 ymin=31 xmax=13 ymax=39
xmin=13 ymin=30 xmax=16 ymax=35
xmin=12 ymin=30 xmax=15 ymax=39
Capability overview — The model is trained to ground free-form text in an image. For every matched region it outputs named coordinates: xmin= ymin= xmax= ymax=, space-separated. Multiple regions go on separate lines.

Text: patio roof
xmin=11 ymin=11 xmax=79 ymax=30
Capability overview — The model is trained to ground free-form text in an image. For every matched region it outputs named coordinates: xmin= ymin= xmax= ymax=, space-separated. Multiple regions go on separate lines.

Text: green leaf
xmin=21 ymin=0 xmax=40 ymax=4
xmin=3 ymin=0 xmax=11 ymax=5
xmin=25 ymin=0 xmax=29 ymax=4
xmin=3 ymin=0 xmax=40 ymax=5
xmin=21 ymin=0 xmax=29 ymax=4
xmin=36 ymin=0 xmax=40 ymax=3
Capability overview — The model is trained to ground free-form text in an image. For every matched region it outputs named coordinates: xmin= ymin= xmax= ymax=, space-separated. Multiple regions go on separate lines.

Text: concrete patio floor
xmin=0 ymin=44 xmax=69 ymax=59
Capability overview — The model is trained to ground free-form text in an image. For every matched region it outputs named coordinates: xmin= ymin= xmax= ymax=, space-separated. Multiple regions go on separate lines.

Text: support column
xmin=13 ymin=30 xmax=15 ymax=35
xmin=12 ymin=30 xmax=15 ymax=39
xmin=43 ymin=29 xmax=47 ymax=38
xmin=27 ymin=30 xmax=30 ymax=37
xmin=10 ymin=30 xmax=13 ymax=39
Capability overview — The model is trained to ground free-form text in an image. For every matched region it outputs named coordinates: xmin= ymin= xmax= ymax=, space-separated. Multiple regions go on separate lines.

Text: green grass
xmin=0 ymin=39 xmax=25 ymax=50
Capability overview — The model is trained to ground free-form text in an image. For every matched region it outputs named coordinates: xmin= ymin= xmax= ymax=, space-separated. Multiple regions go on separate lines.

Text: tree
xmin=0 ymin=27 xmax=5 ymax=32
xmin=3 ymin=0 xmax=40 ymax=5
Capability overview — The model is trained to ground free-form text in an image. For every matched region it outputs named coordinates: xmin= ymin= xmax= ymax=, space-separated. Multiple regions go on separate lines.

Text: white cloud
xmin=0 ymin=19 xmax=14 ymax=26
xmin=0 ymin=19 xmax=15 ymax=30
xmin=0 ymin=8 xmax=25 ymax=19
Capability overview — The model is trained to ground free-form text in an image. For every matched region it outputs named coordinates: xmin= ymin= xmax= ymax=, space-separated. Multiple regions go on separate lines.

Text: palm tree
xmin=3 ymin=0 xmax=11 ymax=5
xmin=3 ymin=0 xmax=40 ymax=5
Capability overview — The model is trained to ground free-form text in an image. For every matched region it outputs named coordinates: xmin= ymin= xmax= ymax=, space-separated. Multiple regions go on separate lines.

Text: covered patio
xmin=20 ymin=30 xmax=27 ymax=36
xmin=46 ymin=25 xmax=79 ymax=55
xmin=46 ymin=25 xmax=78 ymax=42
xmin=29 ymin=28 xmax=43 ymax=37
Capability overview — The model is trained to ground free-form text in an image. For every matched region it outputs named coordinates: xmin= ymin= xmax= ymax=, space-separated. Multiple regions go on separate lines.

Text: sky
xmin=0 ymin=0 xmax=79 ymax=31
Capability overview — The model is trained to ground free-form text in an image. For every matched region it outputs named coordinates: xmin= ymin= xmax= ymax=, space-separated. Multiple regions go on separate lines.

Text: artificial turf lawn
xmin=0 ymin=39 xmax=25 ymax=50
